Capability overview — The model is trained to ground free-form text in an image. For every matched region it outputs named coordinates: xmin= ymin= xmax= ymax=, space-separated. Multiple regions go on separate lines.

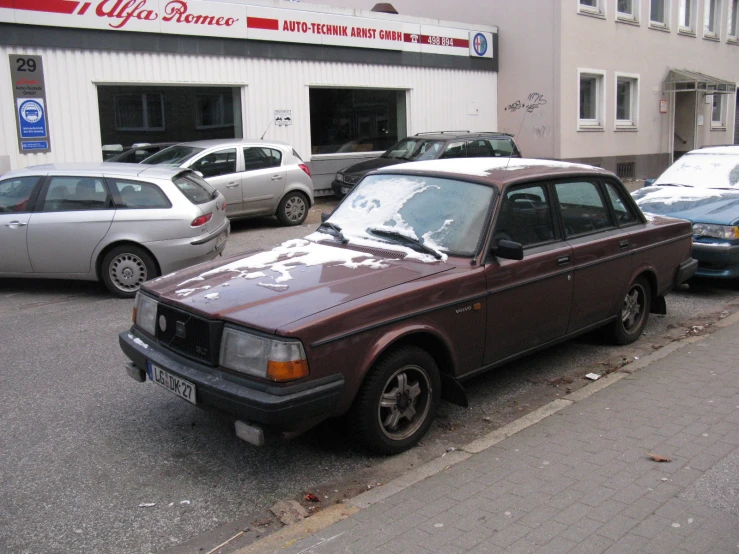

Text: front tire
xmin=606 ymin=276 xmax=651 ymax=345
xmin=350 ymin=346 xmax=440 ymax=455
xmin=276 ymin=191 xmax=309 ymax=226
xmin=101 ymin=245 xmax=158 ymax=298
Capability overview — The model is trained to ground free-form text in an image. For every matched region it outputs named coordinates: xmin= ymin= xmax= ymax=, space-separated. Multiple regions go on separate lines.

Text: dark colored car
xmin=632 ymin=146 xmax=739 ymax=279
xmin=331 ymin=131 xmax=522 ymax=197
xmin=120 ymin=158 xmax=696 ymax=454
xmin=104 ymin=143 xmax=179 ymax=163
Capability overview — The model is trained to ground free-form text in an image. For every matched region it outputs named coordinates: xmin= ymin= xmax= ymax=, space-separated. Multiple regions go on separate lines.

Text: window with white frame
xmin=578 ymin=70 xmax=606 ymax=129
xmin=615 ymin=74 xmax=639 ymax=127
xmin=650 ymin=0 xmax=670 ymax=27
xmin=115 ymin=93 xmax=164 ymax=131
xmin=678 ymin=0 xmax=697 ymax=33
xmin=728 ymin=0 xmax=739 ymax=38
xmin=711 ymin=94 xmax=727 ymax=127
xmin=617 ymin=0 xmax=639 ymax=21
xmin=704 ymin=0 xmax=721 ymax=37
xmin=579 ymin=0 xmax=605 ymax=16
xmin=195 ymin=94 xmax=234 ymax=129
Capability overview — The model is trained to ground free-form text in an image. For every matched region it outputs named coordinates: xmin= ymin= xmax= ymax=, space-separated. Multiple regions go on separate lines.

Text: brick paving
xmin=279 ymin=322 xmax=739 ymax=554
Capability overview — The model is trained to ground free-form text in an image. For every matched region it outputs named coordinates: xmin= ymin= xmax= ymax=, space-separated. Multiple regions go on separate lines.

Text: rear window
xmin=173 ymin=172 xmax=216 ymax=204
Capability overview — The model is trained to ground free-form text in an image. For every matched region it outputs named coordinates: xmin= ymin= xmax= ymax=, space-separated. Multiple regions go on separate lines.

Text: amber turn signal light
xmin=266 ymin=359 xmax=309 ymax=382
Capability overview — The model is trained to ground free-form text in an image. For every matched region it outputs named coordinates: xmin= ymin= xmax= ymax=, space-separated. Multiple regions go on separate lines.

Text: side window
xmin=486 ymin=138 xmax=518 ymax=157
xmin=0 ymin=176 xmax=39 ymax=213
xmin=42 ymin=176 xmax=109 ymax=212
xmin=466 ymin=139 xmax=494 ymax=158
xmin=439 ymin=141 xmax=467 ymax=159
xmin=555 ymin=180 xmax=613 ymax=237
xmin=109 ymin=179 xmax=171 ymax=209
xmin=604 ymin=181 xmax=638 ymax=225
xmin=190 ymin=148 xmax=237 ymax=178
xmin=243 ymin=147 xmax=282 ymax=171
xmin=494 ymin=184 xmax=555 ymax=247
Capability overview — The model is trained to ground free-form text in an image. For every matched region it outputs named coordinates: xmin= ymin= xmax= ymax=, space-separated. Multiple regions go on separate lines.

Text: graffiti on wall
xmin=504 ymin=93 xmax=547 ymax=114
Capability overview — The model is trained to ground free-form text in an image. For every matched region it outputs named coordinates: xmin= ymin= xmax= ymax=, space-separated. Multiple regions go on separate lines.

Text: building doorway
xmin=673 ymin=91 xmax=696 ymax=160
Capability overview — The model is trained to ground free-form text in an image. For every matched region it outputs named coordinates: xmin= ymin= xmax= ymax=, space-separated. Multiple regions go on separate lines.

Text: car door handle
xmin=5 ymin=221 xmax=27 ymax=228
xmin=557 ymin=256 xmax=570 ymax=265
xmin=619 ymin=240 xmax=630 ymax=249
xmin=271 ymin=175 xmax=283 ymax=181
xmin=226 ymin=182 xmax=239 ymax=188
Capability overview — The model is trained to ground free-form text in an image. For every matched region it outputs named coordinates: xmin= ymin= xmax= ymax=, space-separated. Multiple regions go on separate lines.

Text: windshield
xmin=654 ymin=153 xmax=739 ymax=189
xmin=141 ymin=145 xmax=205 ymax=166
xmin=382 ymin=138 xmax=445 ymax=161
xmin=326 ymin=174 xmax=494 ymax=257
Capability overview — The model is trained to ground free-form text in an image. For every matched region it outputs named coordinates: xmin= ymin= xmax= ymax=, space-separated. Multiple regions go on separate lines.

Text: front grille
xmin=343 ymin=175 xmax=359 ymax=185
xmin=156 ymin=304 xmax=222 ymax=365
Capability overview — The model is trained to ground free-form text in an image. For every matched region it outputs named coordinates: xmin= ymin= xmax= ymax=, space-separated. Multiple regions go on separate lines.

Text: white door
xmin=188 ymin=148 xmax=242 ymax=216
xmin=0 ymin=175 xmax=41 ymax=273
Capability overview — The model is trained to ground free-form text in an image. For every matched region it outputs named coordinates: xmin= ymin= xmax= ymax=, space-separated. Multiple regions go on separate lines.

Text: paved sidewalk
xmin=268 ymin=321 xmax=739 ymax=554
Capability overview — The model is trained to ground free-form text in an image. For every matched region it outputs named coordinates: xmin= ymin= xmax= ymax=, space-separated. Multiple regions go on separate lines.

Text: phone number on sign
xmin=426 ymin=36 xmax=455 ymax=46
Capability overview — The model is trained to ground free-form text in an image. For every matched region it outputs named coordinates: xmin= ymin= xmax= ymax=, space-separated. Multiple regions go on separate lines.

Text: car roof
xmin=688 ymin=145 xmax=739 ymax=155
xmin=374 ymin=158 xmax=611 ymax=187
xmin=171 ymin=138 xmax=294 ymax=149
xmin=409 ymin=131 xmax=515 ymax=141
xmin=3 ymin=162 xmax=189 ymax=180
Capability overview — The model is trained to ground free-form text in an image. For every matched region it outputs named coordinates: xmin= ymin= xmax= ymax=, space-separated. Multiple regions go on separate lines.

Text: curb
xmin=237 ymin=310 xmax=739 ymax=553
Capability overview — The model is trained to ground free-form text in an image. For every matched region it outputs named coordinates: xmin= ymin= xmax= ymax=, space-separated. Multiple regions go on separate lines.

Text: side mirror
xmin=494 ymin=239 xmax=524 ymax=260
xmin=320 ymin=211 xmax=331 ymax=223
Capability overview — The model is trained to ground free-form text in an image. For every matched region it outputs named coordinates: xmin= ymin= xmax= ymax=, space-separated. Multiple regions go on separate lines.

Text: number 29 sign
xmin=9 ymin=54 xmax=51 ymax=153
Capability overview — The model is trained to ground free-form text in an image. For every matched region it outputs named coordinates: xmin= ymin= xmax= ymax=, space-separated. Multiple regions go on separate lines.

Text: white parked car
xmin=0 ymin=163 xmax=229 ymax=297
xmin=142 ymin=139 xmax=314 ymax=226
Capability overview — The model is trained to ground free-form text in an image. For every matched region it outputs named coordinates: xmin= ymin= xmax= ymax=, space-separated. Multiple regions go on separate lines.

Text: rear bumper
xmin=674 ymin=258 xmax=698 ymax=286
xmin=149 ymin=220 xmax=230 ymax=275
xmin=691 ymin=241 xmax=739 ymax=279
xmin=119 ymin=329 xmax=343 ymax=429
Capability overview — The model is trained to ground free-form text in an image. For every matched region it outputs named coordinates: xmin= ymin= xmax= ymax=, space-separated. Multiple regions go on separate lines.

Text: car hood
xmin=632 ymin=186 xmax=739 ymax=225
xmin=341 ymin=157 xmax=403 ymax=176
xmin=144 ymin=239 xmax=453 ymax=334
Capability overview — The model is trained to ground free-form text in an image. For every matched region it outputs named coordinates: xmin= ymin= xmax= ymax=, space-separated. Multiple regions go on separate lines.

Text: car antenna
xmin=260 ymin=118 xmax=274 ymax=140
xmin=505 ymin=109 xmax=529 ymax=170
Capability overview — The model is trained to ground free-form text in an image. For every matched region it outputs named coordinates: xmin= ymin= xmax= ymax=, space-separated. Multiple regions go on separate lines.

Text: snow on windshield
xmin=654 ymin=154 xmax=739 ymax=189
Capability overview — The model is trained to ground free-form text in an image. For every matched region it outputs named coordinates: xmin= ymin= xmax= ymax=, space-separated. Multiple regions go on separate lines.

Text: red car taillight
xmin=191 ymin=213 xmax=213 ymax=227
xmin=299 ymin=163 xmax=311 ymax=177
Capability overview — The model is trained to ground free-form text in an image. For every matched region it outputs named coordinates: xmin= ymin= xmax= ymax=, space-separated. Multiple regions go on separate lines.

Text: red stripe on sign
xmin=14 ymin=0 xmax=79 ymax=14
xmin=0 ymin=0 xmax=13 ymax=8
xmin=247 ymin=17 xmax=279 ymax=31
xmin=77 ymin=1 xmax=91 ymax=15
xmin=421 ymin=35 xmax=469 ymax=48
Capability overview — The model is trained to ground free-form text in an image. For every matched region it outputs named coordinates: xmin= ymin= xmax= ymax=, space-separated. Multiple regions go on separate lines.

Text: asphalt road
xmin=2 ymin=197 xmax=739 ymax=554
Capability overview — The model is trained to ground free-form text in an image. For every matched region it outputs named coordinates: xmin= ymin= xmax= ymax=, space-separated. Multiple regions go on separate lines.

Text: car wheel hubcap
xmin=378 ymin=365 xmax=432 ymax=441
xmin=621 ymin=284 xmax=645 ymax=332
xmin=110 ymin=253 xmax=147 ymax=292
xmin=284 ymin=196 xmax=306 ymax=222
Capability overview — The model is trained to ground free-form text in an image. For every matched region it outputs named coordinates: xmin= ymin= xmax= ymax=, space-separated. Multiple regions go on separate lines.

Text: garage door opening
xmin=97 ymin=85 xmax=243 ymax=158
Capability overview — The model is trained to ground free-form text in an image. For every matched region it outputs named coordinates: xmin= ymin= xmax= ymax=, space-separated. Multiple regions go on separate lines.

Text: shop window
xmin=728 ymin=0 xmax=739 ymax=38
xmin=617 ymin=0 xmax=640 ymax=22
xmin=615 ymin=74 xmax=639 ymax=128
xmin=711 ymin=94 xmax=727 ymax=128
xmin=578 ymin=70 xmax=605 ymax=130
xmin=309 ymin=88 xmax=406 ymax=155
xmin=650 ymin=0 xmax=670 ymax=28
xmin=196 ymin=94 xmax=234 ymax=129
xmin=115 ymin=93 xmax=164 ymax=131
xmin=679 ymin=0 xmax=697 ymax=33
xmin=704 ymin=0 xmax=721 ymax=38
xmin=579 ymin=0 xmax=604 ymax=16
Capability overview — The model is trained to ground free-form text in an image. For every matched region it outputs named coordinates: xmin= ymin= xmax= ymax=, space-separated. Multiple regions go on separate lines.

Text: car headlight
xmin=692 ymin=223 xmax=739 ymax=240
xmin=220 ymin=327 xmax=309 ymax=382
xmin=336 ymin=173 xmax=344 ymax=183
xmin=133 ymin=292 xmax=158 ymax=336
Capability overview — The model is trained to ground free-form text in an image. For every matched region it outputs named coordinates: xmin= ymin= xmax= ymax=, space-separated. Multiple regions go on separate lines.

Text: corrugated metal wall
xmin=0 ymin=46 xmax=497 ymax=171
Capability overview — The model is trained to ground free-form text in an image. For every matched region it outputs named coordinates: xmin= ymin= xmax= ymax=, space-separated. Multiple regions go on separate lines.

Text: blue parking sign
xmin=18 ymin=98 xmax=48 ymax=139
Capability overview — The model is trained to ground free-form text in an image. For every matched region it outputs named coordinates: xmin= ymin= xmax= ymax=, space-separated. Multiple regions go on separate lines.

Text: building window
xmin=309 ymin=88 xmax=406 ymax=155
xmin=115 ymin=93 xmax=164 ymax=131
xmin=704 ymin=0 xmax=721 ymax=37
xmin=728 ymin=0 xmax=739 ymax=38
xmin=650 ymin=0 xmax=670 ymax=28
xmin=711 ymin=94 xmax=727 ymax=127
xmin=579 ymin=0 xmax=605 ymax=16
xmin=196 ymin=94 xmax=234 ymax=129
xmin=578 ymin=70 xmax=606 ymax=130
xmin=617 ymin=0 xmax=639 ymax=22
xmin=615 ymin=74 xmax=639 ymax=128
xmin=679 ymin=0 xmax=697 ymax=33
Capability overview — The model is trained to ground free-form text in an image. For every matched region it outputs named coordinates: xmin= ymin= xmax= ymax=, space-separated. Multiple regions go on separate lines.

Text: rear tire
xmin=276 ymin=191 xmax=309 ymax=226
xmin=101 ymin=245 xmax=158 ymax=298
xmin=349 ymin=346 xmax=440 ymax=455
xmin=606 ymin=276 xmax=651 ymax=345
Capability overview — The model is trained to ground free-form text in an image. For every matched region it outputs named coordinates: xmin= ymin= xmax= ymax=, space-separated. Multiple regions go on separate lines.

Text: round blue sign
xmin=20 ymin=100 xmax=44 ymax=123
xmin=473 ymin=33 xmax=488 ymax=56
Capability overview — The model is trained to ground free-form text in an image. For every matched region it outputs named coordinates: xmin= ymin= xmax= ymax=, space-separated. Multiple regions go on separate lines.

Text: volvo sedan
xmin=120 ymin=159 xmax=695 ymax=454
xmin=0 ymin=163 xmax=229 ymax=297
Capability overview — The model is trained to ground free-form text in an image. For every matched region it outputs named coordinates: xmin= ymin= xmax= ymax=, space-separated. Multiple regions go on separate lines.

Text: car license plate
xmin=215 ymin=231 xmax=227 ymax=249
xmin=341 ymin=186 xmax=350 ymax=194
xmin=149 ymin=363 xmax=196 ymax=405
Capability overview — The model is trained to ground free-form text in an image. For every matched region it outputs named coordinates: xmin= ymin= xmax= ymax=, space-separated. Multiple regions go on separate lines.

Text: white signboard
xmin=274 ymin=109 xmax=292 ymax=126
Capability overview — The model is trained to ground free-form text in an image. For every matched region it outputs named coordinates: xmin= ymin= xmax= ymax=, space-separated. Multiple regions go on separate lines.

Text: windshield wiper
xmin=367 ymin=228 xmax=442 ymax=259
xmin=319 ymin=222 xmax=348 ymax=244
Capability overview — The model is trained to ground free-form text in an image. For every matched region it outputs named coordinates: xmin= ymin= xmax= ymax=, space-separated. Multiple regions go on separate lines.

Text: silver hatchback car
xmin=142 ymin=139 xmax=315 ymax=226
xmin=0 ymin=163 xmax=230 ymax=297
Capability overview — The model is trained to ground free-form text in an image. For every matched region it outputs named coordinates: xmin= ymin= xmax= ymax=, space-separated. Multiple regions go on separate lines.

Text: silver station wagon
xmin=142 ymin=139 xmax=315 ymax=226
xmin=0 ymin=163 xmax=229 ymax=297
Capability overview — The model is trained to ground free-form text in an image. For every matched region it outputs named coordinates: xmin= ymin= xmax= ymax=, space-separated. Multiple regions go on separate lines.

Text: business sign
xmin=274 ymin=109 xmax=292 ymax=126
xmin=1 ymin=1 xmax=495 ymax=59
xmin=9 ymin=54 xmax=51 ymax=153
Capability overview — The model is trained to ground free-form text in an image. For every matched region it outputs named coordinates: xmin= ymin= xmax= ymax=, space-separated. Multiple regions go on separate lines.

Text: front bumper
xmin=119 ymin=328 xmax=343 ymax=429
xmin=691 ymin=241 xmax=739 ymax=279
xmin=331 ymin=179 xmax=355 ymax=197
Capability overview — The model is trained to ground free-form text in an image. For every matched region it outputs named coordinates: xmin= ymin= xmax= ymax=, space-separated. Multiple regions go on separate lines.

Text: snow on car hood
xmin=632 ymin=185 xmax=739 ymax=224
xmin=145 ymin=239 xmax=453 ymax=333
